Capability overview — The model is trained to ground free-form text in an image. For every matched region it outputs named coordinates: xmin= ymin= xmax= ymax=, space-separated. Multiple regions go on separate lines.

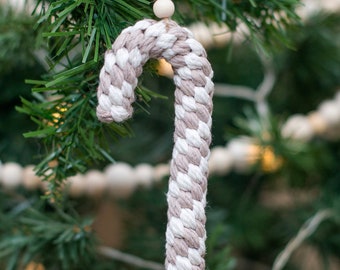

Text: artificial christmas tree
xmin=0 ymin=0 xmax=339 ymax=269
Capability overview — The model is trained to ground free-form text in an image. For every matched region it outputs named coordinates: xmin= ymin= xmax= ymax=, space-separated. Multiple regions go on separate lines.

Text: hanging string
xmin=221 ymin=0 xmax=227 ymax=21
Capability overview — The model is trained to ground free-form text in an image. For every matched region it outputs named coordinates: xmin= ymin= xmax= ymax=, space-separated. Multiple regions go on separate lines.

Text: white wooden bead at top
xmin=153 ymin=0 xmax=175 ymax=19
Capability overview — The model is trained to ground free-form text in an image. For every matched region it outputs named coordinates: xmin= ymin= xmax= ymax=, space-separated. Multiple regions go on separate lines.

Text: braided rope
xmin=97 ymin=19 xmax=214 ymax=270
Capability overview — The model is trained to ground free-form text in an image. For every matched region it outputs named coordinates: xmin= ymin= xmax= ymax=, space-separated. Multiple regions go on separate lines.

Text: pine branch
xmin=0 ymin=199 xmax=96 ymax=270
xmin=17 ymin=0 xmax=154 ymax=202
xmin=179 ymin=0 xmax=302 ymax=51
xmin=17 ymin=0 xmax=302 ymax=203
xmin=0 ymin=5 xmax=38 ymax=75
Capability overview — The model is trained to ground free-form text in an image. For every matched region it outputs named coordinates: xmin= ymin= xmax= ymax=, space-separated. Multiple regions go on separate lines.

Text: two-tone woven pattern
xmin=97 ymin=19 xmax=214 ymax=270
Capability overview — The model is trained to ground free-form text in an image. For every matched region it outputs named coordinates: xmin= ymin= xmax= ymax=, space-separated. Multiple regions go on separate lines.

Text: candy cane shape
xmin=96 ymin=2 xmax=214 ymax=269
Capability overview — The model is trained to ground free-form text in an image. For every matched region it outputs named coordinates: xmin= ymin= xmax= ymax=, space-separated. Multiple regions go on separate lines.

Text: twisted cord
xmin=97 ymin=19 xmax=214 ymax=270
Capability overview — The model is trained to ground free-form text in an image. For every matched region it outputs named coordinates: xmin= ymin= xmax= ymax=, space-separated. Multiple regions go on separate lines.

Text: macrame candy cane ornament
xmin=96 ymin=0 xmax=214 ymax=269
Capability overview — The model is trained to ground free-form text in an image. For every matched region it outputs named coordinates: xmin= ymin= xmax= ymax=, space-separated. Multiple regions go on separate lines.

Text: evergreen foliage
xmin=15 ymin=0 xmax=303 ymax=202
xmin=0 ymin=0 xmax=339 ymax=269
xmin=0 ymin=4 xmax=45 ymax=164
xmin=0 ymin=194 xmax=96 ymax=270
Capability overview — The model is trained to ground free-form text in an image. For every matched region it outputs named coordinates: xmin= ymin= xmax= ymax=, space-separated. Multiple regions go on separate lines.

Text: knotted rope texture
xmin=97 ymin=19 xmax=214 ymax=270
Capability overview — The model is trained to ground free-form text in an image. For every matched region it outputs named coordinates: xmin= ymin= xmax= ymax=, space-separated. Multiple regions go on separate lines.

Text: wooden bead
xmin=0 ymin=162 xmax=23 ymax=189
xmin=281 ymin=114 xmax=314 ymax=141
xmin=135 ymin=164 xmax=154 ymax=187
xmin=318 ymin=100 xmax=340 ymax=126
xmin=208 ymin=146 xmax=233 ymax=175
xmin=85 ymin=170 xmax=107 ymax=198
xmin=307 ymin=112 xmax=327 ymax=134
xmin=105 ymin=163 xmax=136 ymax=198
xmin=228 ymin=139 xmax=260 ymax=172
xmin=67 ymin=174 xmax=86 ymax=197
xmin=22 ymin=165 xmax=41 ymax=190
xmin=153 ymin=0 xmax=175 ymax=19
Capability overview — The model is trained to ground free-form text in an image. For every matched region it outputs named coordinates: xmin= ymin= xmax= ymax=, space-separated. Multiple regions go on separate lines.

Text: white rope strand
xmin=96 ymin=18 xmax=214 ymax=270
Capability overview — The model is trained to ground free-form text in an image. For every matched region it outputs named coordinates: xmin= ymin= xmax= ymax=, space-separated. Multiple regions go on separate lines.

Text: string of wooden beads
xmin=282 ymin=91 xmax=340 ymax=141
xmin=0 ymin=141 xmax=251 ymax=199
xmin=1 ymin=91 xmax=339 ymax=199
xmin=0 ymin=135 xmax=265 ymax=198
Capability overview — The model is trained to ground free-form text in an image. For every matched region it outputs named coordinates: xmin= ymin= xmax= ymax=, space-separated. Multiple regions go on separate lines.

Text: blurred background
xmin=0 ymin=0 xmax=339 ymax=269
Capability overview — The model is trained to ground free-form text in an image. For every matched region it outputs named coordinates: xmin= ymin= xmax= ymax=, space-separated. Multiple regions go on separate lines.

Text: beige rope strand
xmin=97 ymin=19 xmax=214 ymax=270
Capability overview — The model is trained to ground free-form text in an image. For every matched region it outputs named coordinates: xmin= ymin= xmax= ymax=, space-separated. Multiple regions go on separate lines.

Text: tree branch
xmin=214 ymin=52 xmax=276 ymax=121
xmin=97 ymin=246 xmax=165 ymax=270
xmin=272 ymin=209 xmax=335 ymax=270
xmin=214 ymin=83 xmax=256 ymax=101
xmin=255 ymin=53 xmax=276 ymax=119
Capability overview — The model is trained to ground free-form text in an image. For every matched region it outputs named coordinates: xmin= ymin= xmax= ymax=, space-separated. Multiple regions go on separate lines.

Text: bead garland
xmin=1 ymin=88 xmax=339 ymax=201
xmin=282 ymin=91 xmax=340 ymax=141
xmin=1 ymin=92 xmax=339 ymax=198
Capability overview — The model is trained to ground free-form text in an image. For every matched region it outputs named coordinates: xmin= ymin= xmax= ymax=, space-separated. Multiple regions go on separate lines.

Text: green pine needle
xmin=18 ymin=0 xmax=302 ymax=203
